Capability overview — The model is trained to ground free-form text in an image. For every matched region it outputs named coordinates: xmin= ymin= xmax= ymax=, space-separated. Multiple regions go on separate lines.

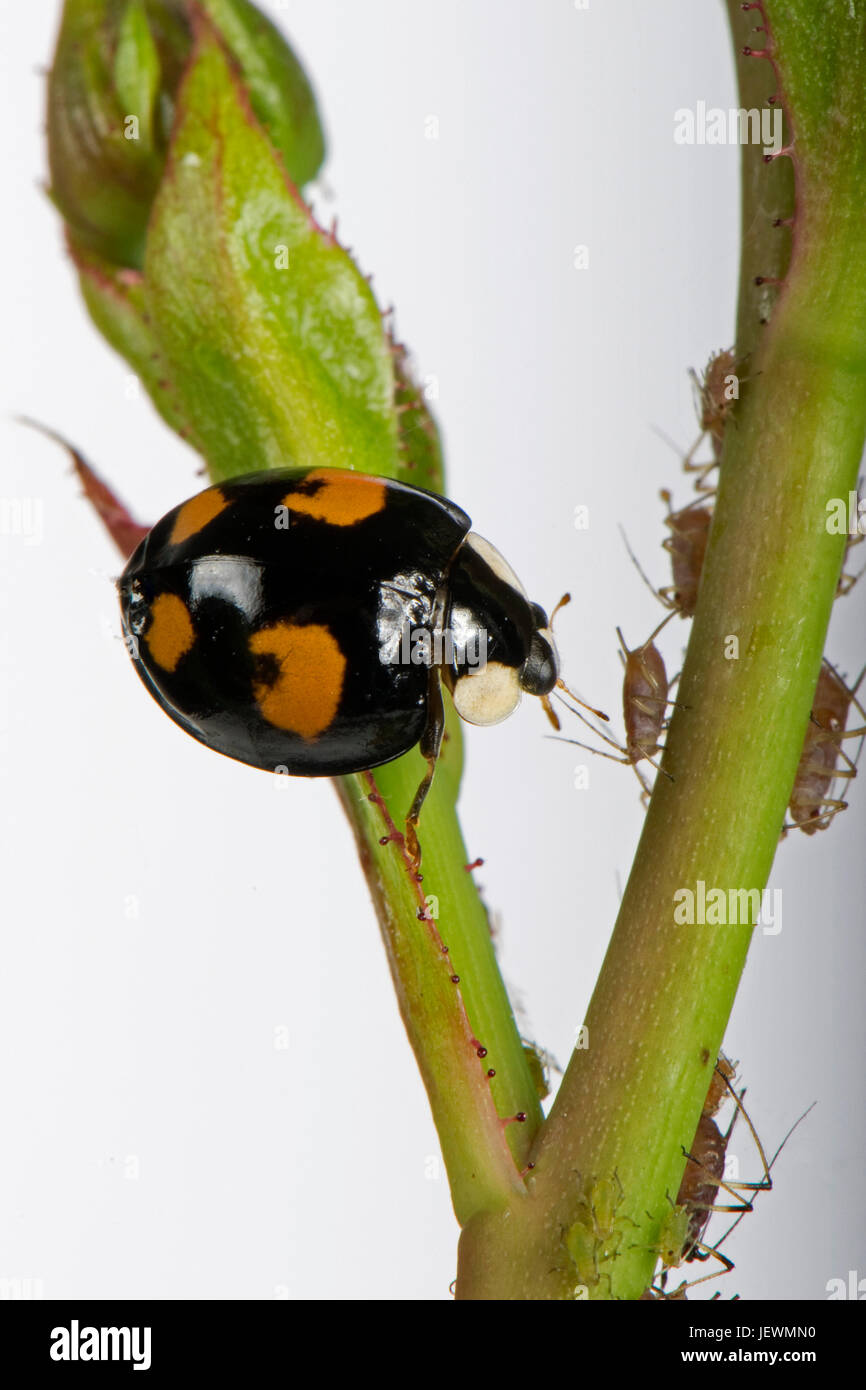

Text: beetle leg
xmin=405 ymin=669 xmax=445 ymax=869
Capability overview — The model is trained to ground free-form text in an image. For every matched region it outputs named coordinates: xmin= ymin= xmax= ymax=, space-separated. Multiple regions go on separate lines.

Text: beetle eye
xmin=521 ymin=629 xmax=559 ymax=697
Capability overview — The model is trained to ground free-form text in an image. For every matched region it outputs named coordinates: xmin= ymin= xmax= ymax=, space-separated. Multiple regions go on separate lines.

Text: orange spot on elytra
xmin=249 ymin=622 xmax=346 ymax=739
xmin=169 ymin=487 xmax=229 ymax=545
xmin=285 ymin=469 xmax=386 ymax=526
xmin=144 ymin=593 xmax=195 ymax=672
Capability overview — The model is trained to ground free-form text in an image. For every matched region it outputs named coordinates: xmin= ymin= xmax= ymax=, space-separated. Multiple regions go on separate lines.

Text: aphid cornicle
xmin=117 ymin=467 xmax=566 ymax=863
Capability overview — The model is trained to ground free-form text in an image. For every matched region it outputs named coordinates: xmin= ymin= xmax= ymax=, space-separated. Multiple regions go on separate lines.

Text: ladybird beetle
xmin=118 ymin=467 xmax=565 ymax=862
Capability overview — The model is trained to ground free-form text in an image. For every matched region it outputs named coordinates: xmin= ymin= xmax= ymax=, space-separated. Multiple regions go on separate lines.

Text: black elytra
xmin=117 ymin=466 xmax=559 ymax=861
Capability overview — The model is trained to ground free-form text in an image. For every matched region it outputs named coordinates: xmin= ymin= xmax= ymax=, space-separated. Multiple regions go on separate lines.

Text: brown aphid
xmin=695 ymin=348 xmax=739 ymax=459
xmin=660 ymin=490 xmax=714 ymax=618
xmin=619 ymin=617 xmax=674 ymax=770
xmin=675 ymin=1061 xmax=772 ymax=1268
xmin=554 ymin=613 xmax=675 ymax=796
xmin=677 ymin=1113 xmax=731 ymax=1262
xmin=657 ymin=1078 xmax=815 ymax=1297
xmin=682 ymin=348 xmax=740 ymax=490
xmin=787 ymin=659 xmax=866 ymax=835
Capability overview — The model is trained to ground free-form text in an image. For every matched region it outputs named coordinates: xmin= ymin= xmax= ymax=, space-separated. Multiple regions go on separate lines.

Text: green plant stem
xmin=51 ymin=0 xmax=545 ymax=1228
xmin=456 ymin=0 xmax=866 ymax=1299
xmin=337 ymin=711 xmax=542 ymax=1223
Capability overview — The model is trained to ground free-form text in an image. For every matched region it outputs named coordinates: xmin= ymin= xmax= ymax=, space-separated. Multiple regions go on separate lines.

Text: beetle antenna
xmin=547 ymin=591 xmax=609 ymax=721
xmin=550 ymin=592 xmax=571 ymax=625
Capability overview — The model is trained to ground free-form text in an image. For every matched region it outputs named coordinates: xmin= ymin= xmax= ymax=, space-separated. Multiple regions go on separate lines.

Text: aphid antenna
xmin=649 ymin=421 xmax=693 ymax=459
xmin=615 ymin=610 xmax=676 ymax=659
xmin=618 ymin=523 xmax=669 ymax=611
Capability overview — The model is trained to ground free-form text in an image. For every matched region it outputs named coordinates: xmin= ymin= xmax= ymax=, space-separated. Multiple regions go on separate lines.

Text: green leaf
xmin=48 ymin=0 xmax=178 ymax=267
xmin=199 ymin=0 xmax=325 ymax=187
xmin=113 ymin=0 xmax=163 ymax=152
xmin=70 ymin=237 xmax=207 ymax=452
xmin=48 ymin=0 xmax=324 ymax=270
xmin=141 ymin=16 xmax=397 ymax=479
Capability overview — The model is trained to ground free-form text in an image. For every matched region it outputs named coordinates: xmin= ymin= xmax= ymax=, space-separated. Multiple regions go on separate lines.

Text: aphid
xmin=676 ymin=1057 xmax=773 ymax=1267
xmin=787 ymin=659 xmax=866 ymax=835
xmin=620 ymin=491 xmax=713 ymax=622
xmin=555 ymin=613 xmax=675 ymax=796
xmin=651 ymin=1064 xmax=814 ymax=1297
xmin=116 ymin=467 xmax=604 ymax=866
xmin=659 ymin=490 xmax=714 ymax=618
xmin=565 ymin=1173 xmax=628 ymax=1295
xmin=682 ymin=348 xmax=739 ymax=490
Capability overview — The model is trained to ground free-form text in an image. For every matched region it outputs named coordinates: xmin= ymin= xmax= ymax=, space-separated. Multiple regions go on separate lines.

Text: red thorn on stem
xmin=464 ymin=858 xmax=484 ymax=872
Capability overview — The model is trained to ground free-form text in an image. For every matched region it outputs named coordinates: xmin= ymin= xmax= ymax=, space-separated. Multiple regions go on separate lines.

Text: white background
xmin=1 ymin=0 xmax=863 ymax=1301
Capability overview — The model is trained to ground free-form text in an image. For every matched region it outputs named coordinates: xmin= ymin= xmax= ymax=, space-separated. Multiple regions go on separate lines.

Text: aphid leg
xmin=555 ymin=733 xmax=630 ymax=764
xmin=675 ymin=1245 xmax=735 ymax=1291
xmin=784 ymin=797 xmax=850 ymax=835
xmin=708 ymin=1102 xmax=817 ymax=1260
xmin=636 ymin=748 xmax=673 ymax=785
xmin=837 ymin=532 xmax=865 ymax=595
xmin=404 ymin=669 xmax=445 ymax=869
